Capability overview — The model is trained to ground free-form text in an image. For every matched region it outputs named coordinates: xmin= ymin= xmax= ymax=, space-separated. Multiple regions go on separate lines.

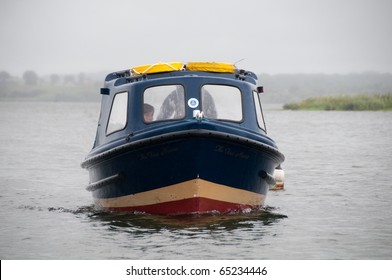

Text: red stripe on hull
xmin=104 ymin=197 xmax=256 ymax=215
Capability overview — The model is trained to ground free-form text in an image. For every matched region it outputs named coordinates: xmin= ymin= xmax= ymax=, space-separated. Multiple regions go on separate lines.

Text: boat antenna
xmin=233 ymin=58 xmax=246 ymax=67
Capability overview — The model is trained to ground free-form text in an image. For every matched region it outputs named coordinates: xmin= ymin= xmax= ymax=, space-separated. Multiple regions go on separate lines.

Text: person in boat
xmin=156 ymin=86 xmax=185 ymax=120
xmin=143 ymin=103 xmax=155 ymax=122
xmin=201 ymin=88 xmax=217 ymax=119
xmin=156 ymin=86 xmax=217 ymax=120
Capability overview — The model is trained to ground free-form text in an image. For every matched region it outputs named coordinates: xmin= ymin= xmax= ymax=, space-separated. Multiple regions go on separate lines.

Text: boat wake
xmin=18 ymin=203 xmax=286 ymax=231
xmin=81 ymin=205 xmax=286 ymax=230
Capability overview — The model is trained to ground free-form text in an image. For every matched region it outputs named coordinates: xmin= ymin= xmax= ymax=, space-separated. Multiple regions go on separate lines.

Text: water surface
xmin=1 ymin=102 xmax=391 ymax=259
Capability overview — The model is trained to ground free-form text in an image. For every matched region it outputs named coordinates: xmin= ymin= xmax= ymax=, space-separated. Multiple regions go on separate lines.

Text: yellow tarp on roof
xmin=131 ymin=62 xmax=183 ymax=75
xmin=130 ymin=61 xmax=237 ymax=75
xmin=186 ymin=62 xmax=236 ymax=73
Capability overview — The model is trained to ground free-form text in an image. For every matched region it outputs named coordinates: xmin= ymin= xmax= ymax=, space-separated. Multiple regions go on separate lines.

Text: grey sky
xmin=1 ymin=0 xmax=391 ymax=75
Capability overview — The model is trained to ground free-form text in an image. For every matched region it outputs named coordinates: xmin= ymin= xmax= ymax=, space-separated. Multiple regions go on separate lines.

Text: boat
xmin=81 ymin=61 xmax=285 ymax=215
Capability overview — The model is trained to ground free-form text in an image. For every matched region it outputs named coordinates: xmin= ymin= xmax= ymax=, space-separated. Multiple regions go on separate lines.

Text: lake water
xmin=1 ymin=102 xmax=391 ymax=259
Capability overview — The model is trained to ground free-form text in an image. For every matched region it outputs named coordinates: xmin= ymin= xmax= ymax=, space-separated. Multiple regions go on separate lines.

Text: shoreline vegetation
xmin=2 ymin=70 xmax=392 ymax=109
xmin=283 ymin=94 xmax=392 ymax=111
xmin=0 ymin=70 xmax=102 ymax=102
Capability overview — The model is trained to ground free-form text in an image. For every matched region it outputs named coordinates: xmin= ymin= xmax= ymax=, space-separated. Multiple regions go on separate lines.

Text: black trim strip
xmin=86 ymin=173 xmax=122 ymax=192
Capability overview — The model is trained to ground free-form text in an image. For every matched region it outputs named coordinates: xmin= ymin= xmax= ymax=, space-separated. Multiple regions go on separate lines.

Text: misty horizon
xmin=2 ymin=68 xmax=391 ymax=104
xmin=2 ymin=68 xmax=392 ymax=79
xmin=1 ymin=0 xmax=392 ymax=77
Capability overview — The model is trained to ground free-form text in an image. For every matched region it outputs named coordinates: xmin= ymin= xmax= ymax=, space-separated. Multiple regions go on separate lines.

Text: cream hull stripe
xmin=95 ymin=179 xmax=264 ymax=208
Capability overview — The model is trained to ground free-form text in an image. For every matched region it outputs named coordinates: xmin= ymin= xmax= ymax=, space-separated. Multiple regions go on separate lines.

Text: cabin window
xmin=106 ymin=91 xmax=128 ymax=135
xmin=143 ymin=85 xmax=185 ymax=122
xmin=253 ymin=91 xmax=266 ymax=131
xmin=201 ymin=85 xmax=242 ymax=121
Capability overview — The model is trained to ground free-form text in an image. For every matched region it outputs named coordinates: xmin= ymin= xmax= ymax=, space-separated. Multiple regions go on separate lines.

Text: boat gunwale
xmin=81 ymin=129 xmax=285 ymax=169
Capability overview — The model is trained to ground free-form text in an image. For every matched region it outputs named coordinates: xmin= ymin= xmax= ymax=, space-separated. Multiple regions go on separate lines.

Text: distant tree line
xmin=259 ymin=72 xmax=392 ymax=104
xmin=1 ymin=70 xmax=392 ymax=103
xmin=0 ymin=70 xmax=102 ymax=101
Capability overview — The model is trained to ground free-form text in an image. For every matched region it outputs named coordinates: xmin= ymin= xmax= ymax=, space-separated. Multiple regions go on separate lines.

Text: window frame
xmin=106 ymin=91 xmax=128 ymax=135
xmin=253 ymin=90 xmax=267 ymax=132
xmin=201 ymin=84 xmax=243 ymax=123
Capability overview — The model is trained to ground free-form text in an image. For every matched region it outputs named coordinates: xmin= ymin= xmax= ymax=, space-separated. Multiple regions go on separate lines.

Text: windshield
xmin=143 ymin=85 xmax=185 ymax=122
xmin=201 ymin=85 xmax=242 ymax=122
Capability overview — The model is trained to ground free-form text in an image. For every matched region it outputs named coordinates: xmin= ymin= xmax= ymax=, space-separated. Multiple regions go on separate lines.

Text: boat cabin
xmin=92 ymin=62 xmax=273 ymax=154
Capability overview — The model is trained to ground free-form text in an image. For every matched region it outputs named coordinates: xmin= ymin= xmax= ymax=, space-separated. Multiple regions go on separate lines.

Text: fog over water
xmin=1 ymin=0 xmax=392 ymax=76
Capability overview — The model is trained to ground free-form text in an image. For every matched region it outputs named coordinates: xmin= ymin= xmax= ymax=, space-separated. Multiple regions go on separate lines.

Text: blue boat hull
xmin=83 ymin=127 xmax=283 ymax=214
